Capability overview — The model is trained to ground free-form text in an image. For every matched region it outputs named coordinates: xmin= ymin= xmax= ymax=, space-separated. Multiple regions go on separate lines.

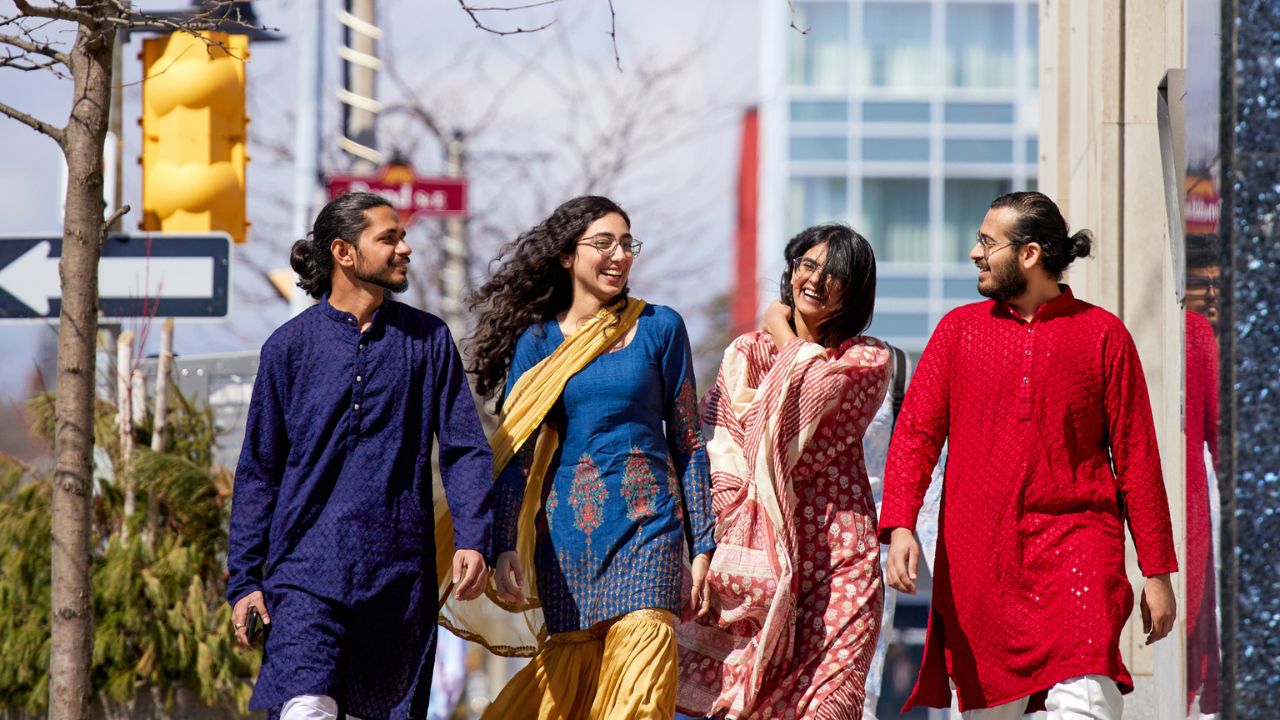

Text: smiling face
xmin=790 ymin=241 xmax=842 ymax=330
xmin=561 ymin=212 xmax=634 ymax=304
xmin=348 ymin=205 xmax=411 ymax=294
xmin=970 ymin=206 xmax=1028 ymax=302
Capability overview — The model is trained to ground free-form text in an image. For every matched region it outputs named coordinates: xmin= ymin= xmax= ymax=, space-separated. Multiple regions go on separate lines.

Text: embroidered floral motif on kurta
xmin=570 ymin=453 xmax=606 ymax=535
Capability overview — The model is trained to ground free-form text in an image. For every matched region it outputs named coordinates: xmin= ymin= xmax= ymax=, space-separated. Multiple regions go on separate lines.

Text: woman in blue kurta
xmin=461 ymin=196 xmax=716 ymax=718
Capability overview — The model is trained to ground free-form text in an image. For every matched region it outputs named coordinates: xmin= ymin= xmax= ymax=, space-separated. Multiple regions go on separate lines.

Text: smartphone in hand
xmin=247 ymin=607 xmax=269 ymax=646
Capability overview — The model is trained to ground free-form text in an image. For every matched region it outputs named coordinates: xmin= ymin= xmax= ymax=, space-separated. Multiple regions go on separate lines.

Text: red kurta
xmin=1184 ymin=309 xmax=1221 ymax=712
xmin=879 ymin=287 xmax=1178 ymax=713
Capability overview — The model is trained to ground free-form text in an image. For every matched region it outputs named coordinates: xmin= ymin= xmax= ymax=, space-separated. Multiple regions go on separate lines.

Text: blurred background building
xmin=759 ymin=0 xmax=1040 ymax=354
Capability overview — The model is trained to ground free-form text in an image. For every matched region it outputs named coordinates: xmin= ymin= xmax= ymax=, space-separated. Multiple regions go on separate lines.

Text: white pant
xmin=280 ymin=694 xmax=366 ymax=720
xmin=951 ymin=675 xmax=1122 ymax=720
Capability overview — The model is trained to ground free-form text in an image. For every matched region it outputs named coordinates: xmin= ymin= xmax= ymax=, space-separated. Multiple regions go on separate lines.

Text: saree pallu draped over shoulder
xmin=677 ymin=331 xmax=891 ymax=719
xmin=433 ymin=298 xmax=647 ymax=656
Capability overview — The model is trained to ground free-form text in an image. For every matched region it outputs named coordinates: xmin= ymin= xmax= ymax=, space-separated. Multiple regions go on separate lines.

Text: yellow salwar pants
xmin=482 ymin=609 xmax=678 ymax=720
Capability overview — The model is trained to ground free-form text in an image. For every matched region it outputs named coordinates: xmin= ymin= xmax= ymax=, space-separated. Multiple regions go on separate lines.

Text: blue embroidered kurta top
xmin=226 ymin=298 xmax=493 ymax=719
xmin=493 ymin=304 xmax=716 ymax=633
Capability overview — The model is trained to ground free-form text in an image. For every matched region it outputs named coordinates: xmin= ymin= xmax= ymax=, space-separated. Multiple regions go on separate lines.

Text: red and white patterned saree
xmin=677 ymin=330 xmax=891 ymax=719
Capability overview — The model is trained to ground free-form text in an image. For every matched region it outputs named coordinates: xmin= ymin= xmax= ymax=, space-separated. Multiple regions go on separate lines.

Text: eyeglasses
xmin=1185 ymin=275 xmax=1222 ymax=293
xmin=791 ymin=257 xmax=826 ymax=278
xmin=975 ymin=233 xmax=1021 ymax=258
xmin=578 ymin=233 xmax=643 ymax=256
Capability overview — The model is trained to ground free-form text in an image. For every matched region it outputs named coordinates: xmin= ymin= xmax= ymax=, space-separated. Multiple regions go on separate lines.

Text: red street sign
xmin=327 ymin=174 xmax=467 ymax=223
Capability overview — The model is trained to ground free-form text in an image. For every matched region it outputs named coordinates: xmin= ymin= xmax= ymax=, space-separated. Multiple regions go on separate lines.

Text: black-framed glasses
xmin=1186 ymin=275 xmax=1223 ymax=292
xmin=578 ymin=233 xmax=642 ymax=256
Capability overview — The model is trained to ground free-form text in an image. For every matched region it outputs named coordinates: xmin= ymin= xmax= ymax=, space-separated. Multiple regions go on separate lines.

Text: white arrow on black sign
xmin=0 ymin=233 xmax=231 ymax=321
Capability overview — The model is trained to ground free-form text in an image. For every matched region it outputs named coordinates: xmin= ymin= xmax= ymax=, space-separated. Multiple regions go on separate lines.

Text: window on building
xmin=944 ymin=138 xmax=1014 ymax=163
xmin=791 ymin=99 xmax=850 ymax=123
xmin=946 ymin=3 xmax=1015 ymax=88
xmin=863 ymin=101 xmax=931 ymax=124
xmin=790 ymin=176 xmax=849 ymax=234
xmin=791 ymin=136 xmax=849 ymax=162
xmin=862 ymin=178 xmax=929 ymax=263
xmin=790 ymin=2 xmax=849 ymax=88
xmin=944 ymin=178 xmax=1012 ymax=262
xmin=861 ymin=2 xmax=932 ymax=88
xmin=863 ymin=137 xmax=930 ymax=162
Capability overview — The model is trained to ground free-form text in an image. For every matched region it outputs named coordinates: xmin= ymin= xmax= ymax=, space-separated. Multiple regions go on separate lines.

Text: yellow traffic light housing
xmin=140 ymin=32 xmax=249 ymax=243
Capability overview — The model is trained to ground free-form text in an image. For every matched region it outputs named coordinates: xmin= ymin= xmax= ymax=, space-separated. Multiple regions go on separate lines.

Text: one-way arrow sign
xmin=0 ymin=233 xmax=230 ymax=321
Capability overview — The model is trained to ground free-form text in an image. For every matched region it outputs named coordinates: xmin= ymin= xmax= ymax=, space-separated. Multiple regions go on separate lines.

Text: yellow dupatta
xmin=435 ymin=297 xmax=647 ymax=656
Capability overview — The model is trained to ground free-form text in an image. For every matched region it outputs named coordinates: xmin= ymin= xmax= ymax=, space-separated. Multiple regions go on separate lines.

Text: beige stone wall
xmin=1038 ymin=1 xmax=1187 ymax=717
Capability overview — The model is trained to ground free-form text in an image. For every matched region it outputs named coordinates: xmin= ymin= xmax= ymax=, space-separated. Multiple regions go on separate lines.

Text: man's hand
xmin=688 ymin=552 xmax=713 ymax=619
xmin=452 ymin=549 xmax=488 ymax=602
xmin=231 ymin=590 xmax=270 ymax=649
xmin=493 ymin=550 xmax=526 ymax=605
xmin=885 ymin=527 xmax=921 ymax=595
xmin=1140 ymin=573 xmax=1177 ymax=645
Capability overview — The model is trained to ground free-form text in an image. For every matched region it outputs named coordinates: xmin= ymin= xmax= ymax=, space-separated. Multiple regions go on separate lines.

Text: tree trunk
xmin=49 ymin=11 xmax=114 ymax=720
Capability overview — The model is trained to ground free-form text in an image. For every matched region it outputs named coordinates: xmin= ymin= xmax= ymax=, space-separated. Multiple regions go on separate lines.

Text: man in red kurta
xmin=880 ymin=192 xmax=1178 ymax=718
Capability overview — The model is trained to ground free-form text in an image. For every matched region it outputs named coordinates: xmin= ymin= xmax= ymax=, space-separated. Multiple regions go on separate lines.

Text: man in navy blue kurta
xmin=227 ymin=193 xmax=493 ymax=720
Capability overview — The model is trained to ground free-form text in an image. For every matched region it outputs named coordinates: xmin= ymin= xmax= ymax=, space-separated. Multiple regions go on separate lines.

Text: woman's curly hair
xmin=467 ymin=196 xmax=631 ymax=405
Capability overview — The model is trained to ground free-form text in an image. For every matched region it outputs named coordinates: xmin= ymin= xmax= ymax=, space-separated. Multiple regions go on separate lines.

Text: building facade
xmin=759 ymin=0 xmax=1040 ymax=353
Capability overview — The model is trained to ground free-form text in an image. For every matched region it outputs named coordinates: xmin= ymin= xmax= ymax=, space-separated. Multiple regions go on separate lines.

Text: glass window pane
xmin=946 ymin=3 xmax=1015 ymax=88
xmin=944 ymin=102 xmax=1016 ymax=124
xmin=944 ymin=178 xmax=1012 ymax=261
xmin=944 ymin=138 xmax=1014 ymax=163
xmin=791 ymin=136 xmax=849 ymax=162
xmin=790 ymin=177 xmax=849 ymax=235
xmin=862 ymin=178 xmax=929 ymax=263
xmin=877 ymin=276 xmax=930 ymax=298
xmin=861 ymin=3 xmax=933 ymax=88
xmin=863 ymin=137 xmax=930 ymax=162
xmin=867 ymin=312 xmax=931 ymax=338
xmin=863 ymin=101 xmax=931 ymax=123
xmin=1025 ymin=137 xmax=1040 ymax=164
xmin=791 ymin=99 xmax=850 ymax=123
xmin=944 ymin=276 xmax=980 ymax=299
xmin=790 ymin=2 xmax=849 ymax=88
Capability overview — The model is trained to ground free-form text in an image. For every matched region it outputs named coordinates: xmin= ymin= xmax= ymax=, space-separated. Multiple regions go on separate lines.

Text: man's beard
xmin=355 ymin=253 xmax=409 ymax=294
xmin=977 ymin=257 xmax=1027 ymax=302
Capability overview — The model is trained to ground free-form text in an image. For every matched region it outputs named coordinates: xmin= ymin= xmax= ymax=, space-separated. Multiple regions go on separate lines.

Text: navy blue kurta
xmin=227 ymin=297 xmax=493 ymax=719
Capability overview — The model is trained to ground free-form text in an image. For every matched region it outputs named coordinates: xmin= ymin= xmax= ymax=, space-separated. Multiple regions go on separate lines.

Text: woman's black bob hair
xmin=779 ymin=223 xmax=877 ymax=347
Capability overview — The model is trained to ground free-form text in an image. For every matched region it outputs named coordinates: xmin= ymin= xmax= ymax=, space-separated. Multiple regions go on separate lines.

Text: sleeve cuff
xmin=877 ymin=521 xmax=916 ymax=546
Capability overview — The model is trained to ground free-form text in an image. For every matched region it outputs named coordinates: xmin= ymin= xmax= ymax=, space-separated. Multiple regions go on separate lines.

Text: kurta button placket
xmin=1018 ymin=321 xmax=1036 ymax=420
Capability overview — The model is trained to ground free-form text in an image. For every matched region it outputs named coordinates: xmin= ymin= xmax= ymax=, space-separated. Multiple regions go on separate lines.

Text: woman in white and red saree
xmin=677 ymin=224 xmax=891 ymax=720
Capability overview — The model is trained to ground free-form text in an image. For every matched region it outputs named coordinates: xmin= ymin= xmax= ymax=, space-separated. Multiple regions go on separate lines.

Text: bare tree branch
xmin=102 ymin=204 xmax=130 ymax=237
xmin=606 ymin=0 xmax=620 ymax=71
xmin=0 ymin=98 xmax=63 ymax=142
xmin=465 ymin=0 xmax=559 ymax=10
xmin=788 ymin=0 xmax=810 ymax=34
xmin=0 ymin=30 xmax=69 ymax=65
xmin=10 ymin=0 xmax=93 ymax=24
xmin=457 ymin=0 xmax=558 ymax=36
xmin=0 ymin=54 xmax=69 ymax=78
